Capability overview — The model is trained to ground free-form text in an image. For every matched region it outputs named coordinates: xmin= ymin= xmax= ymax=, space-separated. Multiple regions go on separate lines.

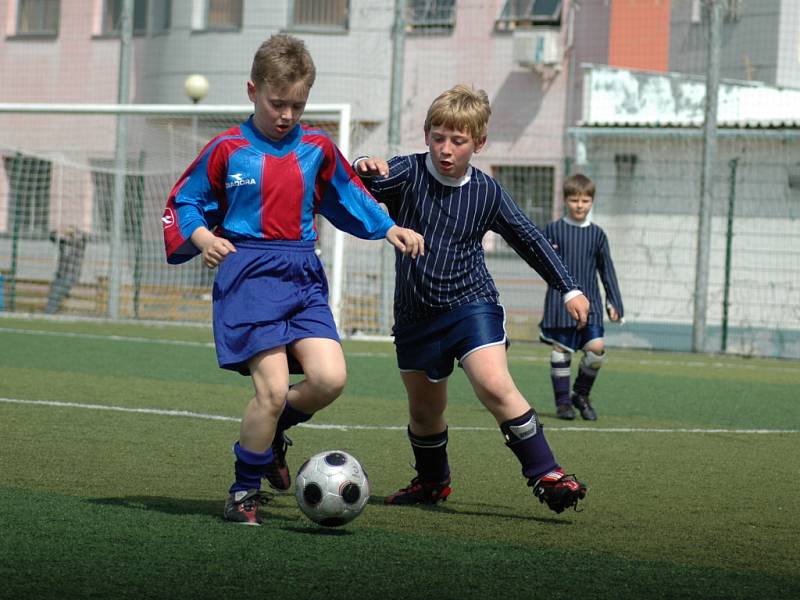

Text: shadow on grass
xmin=367 ymin=495 xmax=574 ymax=524
xmin=86 ymin=494 xmax=296 ymax=524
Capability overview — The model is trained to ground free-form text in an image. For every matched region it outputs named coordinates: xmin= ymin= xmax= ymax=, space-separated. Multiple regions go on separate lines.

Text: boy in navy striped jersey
xmin=540 ymin=174 xmax=624 ymax=421
xmin=354 ymin=85 xmax=591 ymax=514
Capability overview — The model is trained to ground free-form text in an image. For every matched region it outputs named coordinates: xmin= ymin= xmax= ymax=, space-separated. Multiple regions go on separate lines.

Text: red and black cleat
xmin=384 ymin=476 xmax=452 ymax=505
xmin=530 ymin=469 xmax=587 ymax=514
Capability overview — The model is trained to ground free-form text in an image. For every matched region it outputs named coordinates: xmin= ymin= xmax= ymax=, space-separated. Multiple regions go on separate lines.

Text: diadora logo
xmin=226 ymin=172 xmax=257 ymax=189
xmin=161 ymin=208 xmax=175 ymax=228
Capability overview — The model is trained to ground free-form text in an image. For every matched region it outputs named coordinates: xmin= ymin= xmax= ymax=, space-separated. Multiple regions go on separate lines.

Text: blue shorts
xmin=212 ymin=240 xmax=339 ymax=376
xmin=539 ymin=324 xmax=604 ymax=354
xmin=393 ymin=303 xmax=508 ymax=382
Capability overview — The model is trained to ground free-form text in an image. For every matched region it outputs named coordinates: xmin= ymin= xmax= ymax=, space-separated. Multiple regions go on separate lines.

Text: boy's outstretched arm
xmin=385 ymin=225 xmax=425 ymax=259
xmin=565 ymin=293 xmax=590 ymax=329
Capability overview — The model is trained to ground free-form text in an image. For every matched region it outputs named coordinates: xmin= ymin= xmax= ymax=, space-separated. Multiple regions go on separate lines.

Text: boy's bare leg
xmin=241 ymin=347 xmax=291 ymax=453
xmin=288 ymin=337 xmax=347 ymax=413
xmin=460 ymin=344 xmax=529 ymax=422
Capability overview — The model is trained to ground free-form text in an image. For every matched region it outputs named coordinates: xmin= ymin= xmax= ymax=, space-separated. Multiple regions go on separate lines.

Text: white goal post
xmin=0 ymin=102 xmax=353 ymax=329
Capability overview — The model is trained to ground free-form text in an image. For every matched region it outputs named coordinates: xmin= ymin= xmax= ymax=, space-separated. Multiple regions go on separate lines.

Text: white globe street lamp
xmin=184 ymin=74 xmax=209 ymax=104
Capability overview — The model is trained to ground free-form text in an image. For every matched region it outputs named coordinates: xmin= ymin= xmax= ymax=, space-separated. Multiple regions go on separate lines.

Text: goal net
xmin=0 ymin=103 xmax=390 ymax=336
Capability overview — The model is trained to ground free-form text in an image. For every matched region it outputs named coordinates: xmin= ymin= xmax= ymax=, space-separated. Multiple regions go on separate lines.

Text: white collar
xmin=564 ymin=215 xmax=592 ymax=227
xmin=425 ymin=153 xmax=472 ymax=187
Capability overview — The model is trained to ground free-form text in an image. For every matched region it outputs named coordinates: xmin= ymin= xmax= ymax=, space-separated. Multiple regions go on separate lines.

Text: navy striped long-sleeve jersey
xmin=540 ymin=217 xmax=624 ymax=328
xmin=358 ymin=153 xmax=580 ymax=327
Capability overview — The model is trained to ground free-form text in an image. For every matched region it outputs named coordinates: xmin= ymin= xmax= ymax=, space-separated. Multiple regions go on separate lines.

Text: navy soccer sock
xmin=273 ymin=399 xmax=312 ymax=443
xmin=408 ymin=427 xmax=450 ymax=483
xmin=573 ymin=354 xmax=601 ymax=397
xmin=550 ymin=351 xmax=572 ymax=406
xmin=229 ymin=441 xmax=273 ymax=493
xmin=500 ymin=410 xmax=558 ymax=482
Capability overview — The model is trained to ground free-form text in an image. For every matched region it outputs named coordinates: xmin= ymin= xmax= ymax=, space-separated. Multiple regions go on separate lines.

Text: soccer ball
xmin=295 ymin=450 xmax=370 ymax=527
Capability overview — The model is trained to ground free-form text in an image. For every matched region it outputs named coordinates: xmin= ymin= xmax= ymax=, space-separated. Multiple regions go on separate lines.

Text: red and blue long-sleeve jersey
xmin=163 ymin=116 xmax=394 ymax=264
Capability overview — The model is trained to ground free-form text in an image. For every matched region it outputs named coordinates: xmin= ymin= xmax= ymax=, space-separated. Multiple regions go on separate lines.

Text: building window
xmin=206 ymin=0 xmax=242 ymax=30
xmin=493 ymin=165 xmax=555 ymax=230
xmin=152 ymin=0 xmax=171 ymax=32
xmin=16 ymin=0 xmax=59 ymax=35
xmin=789 ymin=163 xmax=800 ymax=202
xmin=407 ymin=0 xmax=456 ymax=32
xmin=4 ymin=155 xmax=52 ymax=237
xmin=496 ymin=0 xmax=562 ymax=32
xmin=103 ymin=0 xmax=148 ymax=35
xmin=614 ymin=153 xmax=637 ymax=197
xmin=292 ymin=0 xmax=348 ymax=30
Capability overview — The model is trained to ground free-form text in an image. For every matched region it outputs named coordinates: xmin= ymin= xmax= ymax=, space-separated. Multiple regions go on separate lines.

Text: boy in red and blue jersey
xmin=163 ymin=34 xmax=424 ymax=525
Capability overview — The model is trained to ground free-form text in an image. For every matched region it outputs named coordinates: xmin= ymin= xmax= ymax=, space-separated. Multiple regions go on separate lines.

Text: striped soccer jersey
xmin=359 ymin=153 xmax=579 ymax=327
xmin=163 ymin=116 xmax=393 ymax=264
xmin=540 ymin=217 xmax=624 ymax=329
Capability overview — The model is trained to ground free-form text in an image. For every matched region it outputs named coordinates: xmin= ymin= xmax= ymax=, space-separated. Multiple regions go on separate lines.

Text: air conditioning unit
xmin=512 ymin=28 xmax=562 ymax=68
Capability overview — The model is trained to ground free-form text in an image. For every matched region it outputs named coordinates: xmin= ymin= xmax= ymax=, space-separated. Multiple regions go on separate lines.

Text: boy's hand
xmin=565 ymin=294 xmax=590 ymax=329
xmin=607 ymin=306 xmax=620 ymax=322
xmin=191 ymin=227 xmax=237 ymax=268
xmin=356 ymin=157 xmax=390 ymax=178
xmin=386 ymin=225 xmax=425 ymax=259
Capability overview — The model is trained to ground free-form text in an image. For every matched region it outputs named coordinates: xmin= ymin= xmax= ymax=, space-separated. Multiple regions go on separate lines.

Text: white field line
xmin=1 ymin=398 xmax=798 ymax=434
xmin=2 ymin=327 xmax=799 ymax=374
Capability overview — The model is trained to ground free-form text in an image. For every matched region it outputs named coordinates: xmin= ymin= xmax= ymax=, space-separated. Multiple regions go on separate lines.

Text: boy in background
xmin=163 ymin=34 xmax=424 ymax=525
xmin=355 ymin=84 xmax=590 ymax=514
xmin=540 ymin=173 xmax=624 ymax=421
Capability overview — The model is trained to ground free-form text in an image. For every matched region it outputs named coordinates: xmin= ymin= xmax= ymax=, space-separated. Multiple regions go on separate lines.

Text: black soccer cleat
xmin=263 ymin=433 xmax=292 ymax=491
xmin=556 ymin=403 xmax=576 ymax=420
xmin=384 ymin=476 xmax=452 ymax=505
xmin=530 ymin=469 xmax=587 ymax=514
xmin=223 ymin=489 xmax=264 ymax=526
xmin=571 ymin=393 xmax=597 ymax=421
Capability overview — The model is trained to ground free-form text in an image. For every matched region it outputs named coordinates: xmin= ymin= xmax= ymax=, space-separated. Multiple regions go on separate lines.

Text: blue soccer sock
xmin=550 ymin=351 xmax=572 ymax=406
xmin=500 ymin=410 xmax=559 ymax=482
xmin=408 ymin=427 xmax=450 ymax=483
xmin=229 ymin=441 xmax=273 ymax=493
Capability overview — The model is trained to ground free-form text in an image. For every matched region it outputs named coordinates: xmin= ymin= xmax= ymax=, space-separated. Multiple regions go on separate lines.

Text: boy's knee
xmin=581 ymin=349 xmax=605 ymax=370
xmin=311 ymin=370 xmax=347 ymax=401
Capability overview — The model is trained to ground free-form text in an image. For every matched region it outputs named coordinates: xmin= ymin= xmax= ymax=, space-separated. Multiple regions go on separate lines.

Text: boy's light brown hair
xmin=424 ymin=84 xmax=491 ymax=144
xmin=251 ymin=34 xmax=316 ymax=91
xmin=563 ymin=173 xmax=596 ymax=199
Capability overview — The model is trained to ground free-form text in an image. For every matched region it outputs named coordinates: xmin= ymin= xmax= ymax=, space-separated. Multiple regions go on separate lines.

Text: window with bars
xmin=16 ymin=0 xmax=59 ymax=35
xmin=102 ymin=0 xmax=148 ymax=35
xmin=291 ymin=0 xmax=348 ymax=30
xmin=491 ymin=165 xmax=555 ymax=245
xmin=496 ymin=0 xmax=562 ymax=31
xmin=90 ymin=163 xmax=144 ymax=240
xmin=206 ymin=0 xmax=242 ymax=30
xmin=407 ymin=0 xmax=456 ymax=32
xmin=3 ymin=155 xmax=52 ymax=237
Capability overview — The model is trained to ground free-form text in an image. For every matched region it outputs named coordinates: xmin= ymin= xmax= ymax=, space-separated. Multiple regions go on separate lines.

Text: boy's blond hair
xmin=563 ymin=173 xmax=596 ymax=199
xmin=250 ymin=34 xmax=316 ymax=91
xmin=424 ymin=84 xmax=491 ymax=144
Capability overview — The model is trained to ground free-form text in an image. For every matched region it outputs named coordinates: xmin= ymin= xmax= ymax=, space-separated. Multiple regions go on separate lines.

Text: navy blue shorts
xmin=393 ymin=303 xmax=508 ymax=382
xmin=212 ymin=240 xmax=339 ymax=376
xmin=539 ymin=324 xmax=604 ymax=354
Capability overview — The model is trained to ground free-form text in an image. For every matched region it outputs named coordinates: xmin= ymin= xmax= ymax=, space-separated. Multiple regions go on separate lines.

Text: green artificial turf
xmin=1 ymin=317 xmax=798 ymax=599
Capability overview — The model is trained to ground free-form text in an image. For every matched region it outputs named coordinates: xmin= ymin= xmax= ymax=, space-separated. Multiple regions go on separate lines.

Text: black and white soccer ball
xmin=295 ymin=450 xmax=370 ymax=527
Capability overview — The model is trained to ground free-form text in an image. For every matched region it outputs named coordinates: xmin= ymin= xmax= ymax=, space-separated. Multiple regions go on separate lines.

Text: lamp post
xmin=184 ymin=74 xmax=209 ymax=150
